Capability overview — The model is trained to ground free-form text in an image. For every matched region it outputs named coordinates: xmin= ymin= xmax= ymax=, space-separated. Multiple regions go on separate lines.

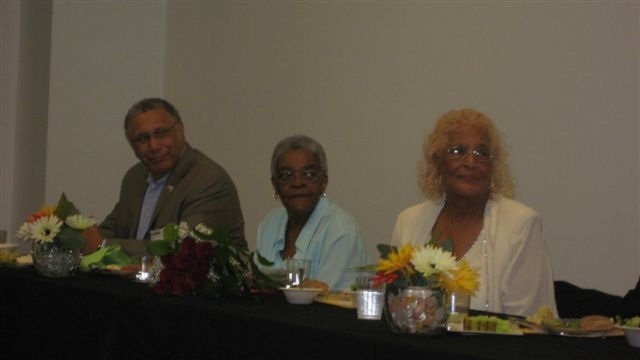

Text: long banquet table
xmin=1 ymin=266 xmax=638 ymax=360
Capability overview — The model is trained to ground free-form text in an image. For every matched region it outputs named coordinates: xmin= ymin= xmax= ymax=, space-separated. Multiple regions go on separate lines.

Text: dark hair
xmin=124 ymin=98 xmax=181 ymax=135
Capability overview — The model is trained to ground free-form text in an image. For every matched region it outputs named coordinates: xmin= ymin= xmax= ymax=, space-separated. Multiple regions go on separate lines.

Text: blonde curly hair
xmin=419 ymin=108 xmax=515 ymax=200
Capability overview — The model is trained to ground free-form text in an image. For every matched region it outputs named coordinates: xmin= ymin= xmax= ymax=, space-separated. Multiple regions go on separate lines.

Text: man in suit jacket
xmin=83 ymin=98 xmax=245 ymax=252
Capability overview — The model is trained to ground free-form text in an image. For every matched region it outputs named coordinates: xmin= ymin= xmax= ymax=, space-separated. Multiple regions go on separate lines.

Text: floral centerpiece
xmin=147 ymin=222 xmax=276 ymax=298
xmin=372 ymin=242 xmax=479 ymax=295
xmin=17 ymin=193 xmax=96 ymax=277
xmin=364 ymin=237 xmax=479 ymax=335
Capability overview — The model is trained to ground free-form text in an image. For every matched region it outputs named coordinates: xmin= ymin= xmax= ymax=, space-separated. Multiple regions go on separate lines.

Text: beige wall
xmin=6 ymin=1 xmax=638 ymax=296
xmin=45 ymin=1 xmax=167 ymax=236
xmin=1 ymin=0 xmax=51 ymax=252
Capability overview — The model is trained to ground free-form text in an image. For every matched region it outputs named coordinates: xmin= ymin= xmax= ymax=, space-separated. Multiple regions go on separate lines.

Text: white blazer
xmin=391 ymin=196 xmax=558 ymax=317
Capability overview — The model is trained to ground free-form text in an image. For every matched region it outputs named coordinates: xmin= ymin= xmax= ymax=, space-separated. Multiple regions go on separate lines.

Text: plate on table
xmin=542 ymin=325 xmax=622 ymax=338
xmin=315 ymin=291 xmax=356 ymax=309
xmin=541 ymin=318 xmax=622 ymax=338
xmin=448 ymin=315 xmax=523 ymax=336
xmin=0 ymin=244 xmax=22 ymax=266
xmin=82 ymin=264 xmax=139 ymax=278
xmin=450 ymin=329 xmax=524 ymax=336
xmin=0 ymin=243 xmax=20 ymax=251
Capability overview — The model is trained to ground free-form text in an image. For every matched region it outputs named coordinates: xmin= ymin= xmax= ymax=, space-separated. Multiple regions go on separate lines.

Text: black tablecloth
xmin=1 ymin=267 xmax=638 ymax=360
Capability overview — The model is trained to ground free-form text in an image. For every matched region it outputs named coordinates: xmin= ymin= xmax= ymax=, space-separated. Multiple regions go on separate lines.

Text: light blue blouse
xmin=255 ymin=197 xmax=372 ymax=291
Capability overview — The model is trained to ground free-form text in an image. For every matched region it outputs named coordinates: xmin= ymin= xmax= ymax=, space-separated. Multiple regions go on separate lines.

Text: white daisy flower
xmin=65 ymin=214 xmax=96 ymax=230
xmin=31 ymin=215 xmax=62 ymax=243
xmin=177 ymin=221 xmax=191 ymax=239
xmin=194 ymin=223 xmax=213 ymax=236
xmin=411 ymin=244 xmax=457 ymax=278
xmin=188 ymin=223 xmax=213 ymax=241
xmin=17 ymin=222 xmax=33 ymax=241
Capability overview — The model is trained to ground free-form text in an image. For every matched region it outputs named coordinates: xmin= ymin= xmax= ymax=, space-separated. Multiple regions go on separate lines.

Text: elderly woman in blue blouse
xmin=256 ymin=135 xmax=372 ymax=291
xmin=392 ymin=109 xmax=558 ymax=317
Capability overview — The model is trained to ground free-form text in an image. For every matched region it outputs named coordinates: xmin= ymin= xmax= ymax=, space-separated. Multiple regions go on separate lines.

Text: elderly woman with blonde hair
xmin=392 ymin=109 xmax=557 ymax=317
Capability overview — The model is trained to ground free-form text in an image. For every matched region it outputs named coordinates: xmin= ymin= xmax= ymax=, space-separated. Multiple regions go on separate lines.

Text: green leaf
xmin=146 ymin=239 xmax=174 ymax=256
xmin=80 ymin=246 xmax=109 ymax=270
xmin=350 ymin=264 xmax=377 ymax=272
xmin=376 ymin=243 xmax=396 ymax=258
xmin=102 ymin=246 xmax=134 ymax=265
xmin=79 ymin=244 xmax=134 ymax=270
xmin=54 ymin=193 xmax=79 ymax=221
xmin=248 ymin=255 xmax=280 ymax=289
xmin=56 ymin=227 xmax=84 ymax=250
xmin=253 ymin=251 xmax=274 ymax=267
xmin=162 ymin=223 xmax=179 ymax=242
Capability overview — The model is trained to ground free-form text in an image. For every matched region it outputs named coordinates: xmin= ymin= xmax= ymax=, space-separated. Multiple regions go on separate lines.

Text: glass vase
xmin=32 ymin=241 xmax=81 ymax=278
xmin=384 ymin=285 xmax=448 ymax=335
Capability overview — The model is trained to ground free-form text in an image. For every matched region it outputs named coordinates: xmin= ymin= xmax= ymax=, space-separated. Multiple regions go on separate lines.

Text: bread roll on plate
xmin=580 ymin=315 xmax=614 ymax=331
xmin=300 ymin=279 xmax=329 ymax=295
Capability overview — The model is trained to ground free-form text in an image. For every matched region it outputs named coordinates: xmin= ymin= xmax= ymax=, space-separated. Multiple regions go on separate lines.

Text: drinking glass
xmin=445 ymin=291 xmax=470 ymax=331
xmin=284 ymin=258 xmax=311 ymax=287
xmin=354 ymin=271 xmax=386 ymax=320
xmin=135 ymin=255 xmax=151 ymax=283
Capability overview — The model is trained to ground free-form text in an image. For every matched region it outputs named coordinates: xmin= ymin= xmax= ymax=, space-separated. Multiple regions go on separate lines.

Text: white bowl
xmin=618 ymin=326 xmax=640 ymax=347
xmin=280 ymin=287 xmax=323 ymax=305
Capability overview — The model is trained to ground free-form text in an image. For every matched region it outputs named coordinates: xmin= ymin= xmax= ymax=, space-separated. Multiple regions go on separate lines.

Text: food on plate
xmin=104 ymin=264 xmax=123 ymax=271
xmin=0 ymin=250 xmax=19 ymax=264
xmin=616 ymin=317 xmax=640 ymax=347
xmin=300 ymin=279 xmax=329 ymax=295
xmin=542 ymin=315 xmax=614 ymax=333
xmin=527 ymin=305 xmax=614 ymax=331
xmin=580 ymin=315 xmax=614 ymax=331
xmin=315 ymin=291 xmax=356 ymax=309
xmin=101 ymin=263 xmax=141 ymax=276
xmin=544 ymin=316 xmax=613 ymax=331
xmin=617 ymin=316 xmax=640 ymax=327
xmin=526 ymin=305 xmax=555 ymax=325
xmin=15 ymin=254 xmax=33 ymax=266
xmin=462 ymin=315 xmax=519 ymax=334
xmin=523 ymin=306 xmax=621 ymax=337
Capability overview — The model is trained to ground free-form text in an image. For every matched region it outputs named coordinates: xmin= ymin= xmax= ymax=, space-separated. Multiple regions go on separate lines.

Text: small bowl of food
xmin=280 ymin=287 xmax=323 ymax=305
xmin=0 ymin=244 xmax=21 ymax=265
xmin=617 ymin=317 xmax=640 ymax=347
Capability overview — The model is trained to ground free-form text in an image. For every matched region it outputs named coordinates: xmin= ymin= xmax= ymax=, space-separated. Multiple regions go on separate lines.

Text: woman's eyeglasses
xmin=275 ymin=169 xmax=324 ymax=184
xmin=446 ymin=145 xmax=493 ymax=163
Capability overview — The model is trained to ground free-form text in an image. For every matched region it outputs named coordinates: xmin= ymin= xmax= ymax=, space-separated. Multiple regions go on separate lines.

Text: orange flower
xmin=26 ymin=205 xmax=56 ymax=223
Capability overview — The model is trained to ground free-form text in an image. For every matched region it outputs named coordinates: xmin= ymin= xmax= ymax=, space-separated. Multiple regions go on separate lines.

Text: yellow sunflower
xmin=438 ymin=259 xmax=479 ymax=296
xmin=376 ymin=244 xmax=414 ymax=281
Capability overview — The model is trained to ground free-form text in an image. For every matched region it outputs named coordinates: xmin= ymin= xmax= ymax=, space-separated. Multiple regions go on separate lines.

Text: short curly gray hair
xmin=124 ymin=98 xmax=181 ymax=135
xmin=419 ymin=108 xmax=515 ymax=200
xmin=270 ymin=135 xmax=328 ymax=179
